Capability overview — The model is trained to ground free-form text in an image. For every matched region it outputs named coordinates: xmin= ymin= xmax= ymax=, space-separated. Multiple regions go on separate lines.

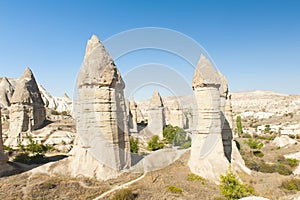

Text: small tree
xmin=130 ymin=137 xmax=139 ymax=153
xmin=236 ymin=116 xmax=243 ymax=135
xmin=220 ymin=169 xmax=256 ymax=199
xmin=147 ymin=135 xmax=164 ymax=151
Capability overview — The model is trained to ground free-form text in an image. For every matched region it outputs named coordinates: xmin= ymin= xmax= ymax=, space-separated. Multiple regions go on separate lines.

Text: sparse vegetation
xmin=219 ymin=169 xmax=256 ymax=200
xmin=130 ymin=137 xmax=139 ymax=153
xmin=167 ymin=185 xmax=183 ymax=194
xmin=111 ymin=188 xmax=135 ymax=200
xmin=236 ymin=116 xmax=243 ymax=135
xmin=281 ymin=179 xmax=300 ymax=191
xmin=147 ymin=135 xmax=164 ymax=151
xmin=187 ymin=173 xmax=205 ymax=184
xmin=244 ymin=138 xmax=263 ymax=150
xmin=163 ymin=124 xmax=191 ymax=149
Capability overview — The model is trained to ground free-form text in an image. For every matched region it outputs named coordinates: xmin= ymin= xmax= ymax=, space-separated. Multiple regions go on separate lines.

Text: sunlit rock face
xmin=5 ymin=67 xmax=46 ymax=146
xmin=0 ymin=107 xmax=8 ymax=164
xmin=147 ymin=91 xmax=166 ymax=138
xmin=74 ymin=34 xmax=130 ymax=177
xmin=188 ymin=55 xmax=229 ymax=182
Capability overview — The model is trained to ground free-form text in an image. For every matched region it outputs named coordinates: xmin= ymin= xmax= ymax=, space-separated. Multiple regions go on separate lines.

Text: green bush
xmin=219 ymin=169 xmax=256 ymax=199
xmin=187 ymin=173 xmax=205 ymax=184
xmin=236 ymin=116 xmax=243 ymax=135
xmin=244 ymin=138 xmax=263 ymax=150
xmin=163 ymin=124 xmax=177 ymax=143
xmin=3 ymin=145 xmax=13 ymax=151
xmin=111 ymin=188 xmax=135 ymax=200
xmin=281 ymin=179 xmax=300 ymax=191
xmin=130 ymin=137 xmax=139 ymax=153
xmin=61 ymin=111 xmax=69 ymax=116
xmin=286 ymin=158 xmax=299 ymax=168
xmin=163 ymin=124 xmax=191 ymax=148
xmin=253 ymin=151 xmax=264 ymax=157
xmin=167 ymin=185 xmax=183 ymax=194
xmin=147 ymin=135 xmax=164 ymax=151
xmin=51 ymin=110 xmax=60 ymax=115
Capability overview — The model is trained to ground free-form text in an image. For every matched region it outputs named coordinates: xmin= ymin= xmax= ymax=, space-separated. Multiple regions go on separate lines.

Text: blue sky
xmin=0 ymin=0 xmax=299 ymax=99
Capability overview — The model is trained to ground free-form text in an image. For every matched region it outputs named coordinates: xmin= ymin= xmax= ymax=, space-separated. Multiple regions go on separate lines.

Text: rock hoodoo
xmin=147 ymin=90 xmax=166 ymax=138
xmin=129 ymin=98 xmax=138 ymax=133
xmin=66 ymin=34 xmax=131 ymax=179
xmin=169 ymin=100 xmax=185 ymax=128
xmin=189 ymin=55 xmax=229 ymax=182
xmin=0 ymin=106 xmax=8 ymax=163
xmin=5 ymin=67 xmax=46 ymax=146
xmin=0 ymin=77 xmax=14 ymax=107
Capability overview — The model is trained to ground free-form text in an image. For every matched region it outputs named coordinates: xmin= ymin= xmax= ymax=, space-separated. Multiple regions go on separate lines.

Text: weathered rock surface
xmin=272 ymin=135 xmax=297 ymax=148
xmin=129 ymin=98 xmax=138 ymax=133
xmin=189 ymin=55 xmax=229 ymax=182
xmin=0 ymin=107 xmax=8 ymax=164
xmin=0 ymin=77 xmax=14 ymax=107
xmin=5 ymin=67 xmax=46 ymax=146
xmin=168 ymin=100 xmax=185 ymax=128
xmin=147 ymin=91 xmax=165 ymax=138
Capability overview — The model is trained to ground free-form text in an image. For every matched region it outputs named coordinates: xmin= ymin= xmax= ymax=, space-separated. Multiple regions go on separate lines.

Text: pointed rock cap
xmin=217 ymin=71 xmax=228 ymax=97
xmin=21 ymin=67 xmax=34 ymax=80
xmin=149 ymin=90 xmax=164 ymax=109
xmin=192 ymin=54 xmax=221 ymax=89
xmin=84 ymin=34 xmax=102 ymax=59
xmin=0 ymin=77 xmax=14 ymax=107
xmin=129 ymin=97 xmax=137 ymax=110
xmin=11 ymin=67 xmax=44 ymax=105
xmin=77 ymin=34 xmax=125 ymax=89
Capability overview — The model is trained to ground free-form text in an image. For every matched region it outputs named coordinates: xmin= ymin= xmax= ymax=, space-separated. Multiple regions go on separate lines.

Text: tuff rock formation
xmin=147 ymin=91 xmax=165 ymax=138
xmin=129 ymin=98 xmax=138 ymax=133
xmin=188 ymin=55 xmax=229 ymax=182
xmin=0 ymin=77 xmax=14 ymax=107
xmin=45 ymin=35 xmax=131 ymax=180
xmin=169 ymin=100 xmax=185 ymax=128
xmin=0 ymin=106 xmax=8 ymax=163
xmin=5 ymin=68 xmax=46 ymax=146
xmin=218 ymin=71 xmax=233 ymax=161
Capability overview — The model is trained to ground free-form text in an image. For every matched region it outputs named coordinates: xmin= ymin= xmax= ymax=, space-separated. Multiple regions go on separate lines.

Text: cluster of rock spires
xmin=0 ymin=34 xmax=248 ymax=183
xmin=2 ymin=68 xmax=46 ymax=146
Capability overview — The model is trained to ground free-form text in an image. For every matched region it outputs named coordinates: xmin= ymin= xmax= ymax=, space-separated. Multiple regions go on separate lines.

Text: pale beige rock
xmin=5 ymin=68 xmax=46 ymax=146
xmin=129 ymin=98 xmax=138 ymax=133
xmin=66 ymin=35 xmax=130 ymax=179
xmin=169 ymin=100 xmax=184 ymax=128
xmin=147 ymin=91 xmax=165 ymax=138
xmin=0 ymin=77 xmax=14 ymax=107
xmin=0 ymin=107 xmax=8 ymax=163
xmin=189 ymin=55 xmax=229 ymax=182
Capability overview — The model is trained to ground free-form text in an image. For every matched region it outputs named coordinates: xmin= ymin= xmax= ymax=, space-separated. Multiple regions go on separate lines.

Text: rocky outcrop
xmin=169 ymin=100 xmax=185 ymax=128
xmin=218 ymin=71 xmax=233 ymax=161
xmin=5 ymin=68 xmax=46 ymax=146
xmin=129 ymin=98 xmax=138 ymax=133
xmin=0 ymin=78 xmax=14 ymax=107
xmin=56 ymin=34 xmax=131 ymax=179
xmin=0 ymin=107 xmax=8 ymax=163
xmin=147 ymin=91 xmax=166 ymax=138
xmin=188 ymin=55 xmax=229 ymax=182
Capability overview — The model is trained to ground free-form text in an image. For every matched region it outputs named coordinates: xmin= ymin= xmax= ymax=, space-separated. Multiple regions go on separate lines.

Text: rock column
xmin=129 ymin=98 xmax=138 ymax=133
xmin=169 ymin=100 xmax=184 ymax=128
xmin=188 ymin=55 xmax=229 ymax=182
xmin=0 ymin=106 xmax=8 ymax=163
xmin=70 ymin=35 xmax=131 ymax=179
xmin=147 ymin=91 xmax=165 ymax=138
